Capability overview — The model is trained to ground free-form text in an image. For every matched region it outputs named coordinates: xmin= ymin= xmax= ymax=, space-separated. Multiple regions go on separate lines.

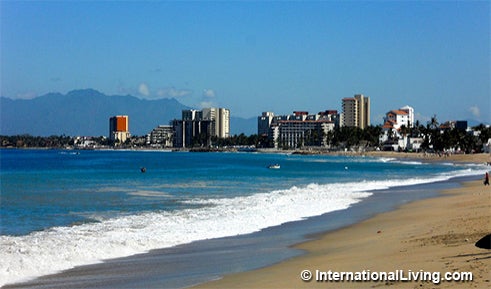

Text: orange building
xmin=109 ymin=115 xmax=130 ymax=143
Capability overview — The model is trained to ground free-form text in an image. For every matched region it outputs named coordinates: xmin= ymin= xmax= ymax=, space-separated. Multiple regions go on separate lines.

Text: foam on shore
xmin=0 ymin=168 xmax=482 ymax=287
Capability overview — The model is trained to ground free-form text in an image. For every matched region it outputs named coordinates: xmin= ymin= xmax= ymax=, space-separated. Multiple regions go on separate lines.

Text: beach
xmin=194 ymin=160 xmax=491 ymax=288
xmin=2 ymin=151 xmax=489 ymax=288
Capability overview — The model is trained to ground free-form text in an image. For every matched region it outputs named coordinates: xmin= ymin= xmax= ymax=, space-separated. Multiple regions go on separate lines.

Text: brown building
xmin=109 ymin=115 xmax=130 ymax=143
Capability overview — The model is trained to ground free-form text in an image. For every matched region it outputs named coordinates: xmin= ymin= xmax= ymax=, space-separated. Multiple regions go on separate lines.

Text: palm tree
xmin=428 ymin=115 xmax=439 ymax=130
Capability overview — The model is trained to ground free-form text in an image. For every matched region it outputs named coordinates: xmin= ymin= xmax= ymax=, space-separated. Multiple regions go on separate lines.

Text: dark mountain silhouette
xmin=231 ymin=116 xmax=256 ymax=136
xmin=1 ymin=89 xmax=189 ymax=136
xmin=0 ymin=89 xmax=256 ymax=136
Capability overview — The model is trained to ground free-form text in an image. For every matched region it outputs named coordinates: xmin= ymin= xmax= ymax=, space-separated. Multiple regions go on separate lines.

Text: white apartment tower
xmin=202 ymin=108 xmax=230 ymax=138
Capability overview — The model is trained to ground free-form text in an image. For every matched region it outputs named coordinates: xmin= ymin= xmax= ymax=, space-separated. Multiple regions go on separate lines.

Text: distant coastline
xmin=2 ymin=144 xmax=489 ymax=167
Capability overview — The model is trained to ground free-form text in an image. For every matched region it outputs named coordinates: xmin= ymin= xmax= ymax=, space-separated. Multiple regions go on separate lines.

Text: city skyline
xmin=1 ymin=1 xmax=489 ymax=125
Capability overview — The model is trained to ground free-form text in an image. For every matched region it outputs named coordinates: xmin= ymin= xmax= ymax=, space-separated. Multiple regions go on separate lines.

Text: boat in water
xmin=268 ymin=164 xmax=281 ymax=169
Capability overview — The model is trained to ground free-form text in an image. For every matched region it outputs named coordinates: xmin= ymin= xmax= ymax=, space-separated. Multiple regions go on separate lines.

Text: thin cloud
xmin=199 ymin=101 xmax=215 ymax=108
xmin=138 ymin=83 xmax=150 ymax=96
xmin=468 ymin=106 xmax=480 ymax=118
xmin=202 ymin=89 xmax=216 ymax=98
xmin=14 ymin=92 xmax=38 ymax=99
xmin=157 ymin=87 xmax=193 ymax=98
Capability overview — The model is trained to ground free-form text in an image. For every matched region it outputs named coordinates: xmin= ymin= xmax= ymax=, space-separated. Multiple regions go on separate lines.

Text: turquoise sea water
xmin=0 ymin=149 xmax=484 ymax=286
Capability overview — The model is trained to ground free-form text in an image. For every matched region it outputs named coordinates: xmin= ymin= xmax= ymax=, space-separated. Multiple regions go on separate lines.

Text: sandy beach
xmin=194 ymin=154 xmax=491 ymax=289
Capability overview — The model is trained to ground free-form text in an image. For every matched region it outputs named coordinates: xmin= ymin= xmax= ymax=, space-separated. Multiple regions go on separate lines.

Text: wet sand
xmin=194 ymin=177 xmax=491 ymax=289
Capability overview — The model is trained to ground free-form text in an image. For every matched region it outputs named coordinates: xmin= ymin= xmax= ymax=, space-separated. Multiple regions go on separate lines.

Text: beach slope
xmin=194 ymin=180 xmax=491 ymax=289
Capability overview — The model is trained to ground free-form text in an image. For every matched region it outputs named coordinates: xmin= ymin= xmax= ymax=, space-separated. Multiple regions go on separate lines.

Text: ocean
xmin=0 ymin=149 xmax=485 ymax=287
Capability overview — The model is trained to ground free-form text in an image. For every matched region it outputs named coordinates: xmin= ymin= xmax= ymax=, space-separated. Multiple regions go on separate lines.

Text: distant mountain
xmin=230 ymin=116 xmax=256 ymax=136
xmin=0 ymin=89 xmax=189 ymax=136
xmin=0 ymin=89 xmax=257 ymax=136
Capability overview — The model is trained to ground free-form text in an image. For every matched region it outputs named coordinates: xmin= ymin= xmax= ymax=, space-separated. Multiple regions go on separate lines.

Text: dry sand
xmin=194 ymin=155 xmax=491 ymax=289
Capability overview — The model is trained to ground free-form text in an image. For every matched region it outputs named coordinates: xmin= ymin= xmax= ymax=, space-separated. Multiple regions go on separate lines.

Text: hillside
xmin=0 ymin=89 xmax=256 ymax=136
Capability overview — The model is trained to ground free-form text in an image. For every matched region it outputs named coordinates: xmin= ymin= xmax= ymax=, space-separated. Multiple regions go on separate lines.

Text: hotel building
xmin=109 ymin=115 xmax=130 ymax=143
xmin=258 ymin=110 xmax=339 ymax=149
xmin=173 ymin=108 xmax=230 ymax=148
xmin=146 ymin=125 xmax=173 ymax=148
xmin=203 ymin=108 xmax=230 ymax=139
xmin=380 ymin=105 xmax=420 ymax=151
xmin=342 ymin=94 xmax=370 ymax=129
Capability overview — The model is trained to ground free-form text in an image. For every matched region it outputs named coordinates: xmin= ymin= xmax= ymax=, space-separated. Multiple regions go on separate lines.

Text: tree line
xmin=2 ymin=122 xmax=490 ymax=153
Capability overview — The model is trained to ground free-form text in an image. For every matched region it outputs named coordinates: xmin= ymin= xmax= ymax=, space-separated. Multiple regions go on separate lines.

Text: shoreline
xmin=193 ymin=180 xmax=491 ymax=288
xmin=3 ymin=153 xmax=489 ymax=288
xmin=3 ymin=146 xmax=490 ymax=165
xmin=3 ymin=178 xmax=471 ymax=289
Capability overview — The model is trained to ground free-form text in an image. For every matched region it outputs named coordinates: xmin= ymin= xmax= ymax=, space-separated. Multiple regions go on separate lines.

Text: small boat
xmin=268 ymin=164 xmax=281 ymax=169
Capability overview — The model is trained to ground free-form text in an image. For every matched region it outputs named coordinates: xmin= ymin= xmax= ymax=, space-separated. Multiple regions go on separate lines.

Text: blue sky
xmin=1 ymin=1 xmax=489 ymax=125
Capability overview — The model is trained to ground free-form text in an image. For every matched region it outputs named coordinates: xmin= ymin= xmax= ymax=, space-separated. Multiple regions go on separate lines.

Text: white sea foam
xmin=0 ymin=169 xmax=481 ymax=286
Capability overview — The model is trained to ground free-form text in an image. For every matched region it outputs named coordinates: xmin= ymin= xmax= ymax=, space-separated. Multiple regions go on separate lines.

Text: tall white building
xmin=202 ymin=107 xmax=230 ymax=138
xmin=173 ymin=108 xmax=230 ymax=148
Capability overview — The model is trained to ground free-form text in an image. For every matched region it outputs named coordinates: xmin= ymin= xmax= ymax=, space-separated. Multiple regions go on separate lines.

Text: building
xmin=380 ymin=106 xmax=416 ymax=151
xmin=440 ymin=120 xmax=468 ymax=131
xmin=381 ymin=105 xmax=414 ymax=131
xmin=109 ymin=115 xmax=130 ymax=143
xmin=146 ymin=125 xmax=173 ymax=148
xmin=258 ymin=110 xmax=339 ymax=149
xmin=172 ymin=108 xmax=230 ymax=148
xmin=399 ymin=105 xmax=414 ymax=128
xmin=258 ymin=112 xmax=275 ymax=137
xmin=203 ymin=108 xmax=230 ymax=138
xmin=341 ymin=94 xmax=370 ymax=129
xmin=383 ymin=110 xmax=409 ymax=130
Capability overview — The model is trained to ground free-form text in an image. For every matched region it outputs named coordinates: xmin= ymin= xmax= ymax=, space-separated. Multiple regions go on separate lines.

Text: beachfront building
xmin=172 ymin=108 xmax=230 ymax=148
xmin=258 ymin=110 xmax=339 ymax=149
xmin=258 ymin=112 xmax=275 ymax=137
xmin=109 ymin=115 xmax=131 ymax=143
xmin=379 ymin=106 xmax=416 ymax=151
xmin=440 ymin=120 xmax=468 ymax=131
xmin=341 ymin=94 xmax=370 ymax=129
xmin=146 ymin=125 xmax=173 ymax=148
xmin=203 ymin=107 xmax=230 ymax=139
xmin=484 ymin=138 xmax=491 ymax=154
xmin=382 ymin=106 xmax=414 ymax=130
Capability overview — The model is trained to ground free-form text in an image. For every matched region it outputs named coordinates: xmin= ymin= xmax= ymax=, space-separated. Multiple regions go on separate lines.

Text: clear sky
xmin=1 ymin=1 xmax=490 ymax=125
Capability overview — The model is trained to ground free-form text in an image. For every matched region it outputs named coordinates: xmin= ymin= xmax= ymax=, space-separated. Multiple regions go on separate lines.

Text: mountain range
xmin=0 ymin=89 xmax=256 ymax=137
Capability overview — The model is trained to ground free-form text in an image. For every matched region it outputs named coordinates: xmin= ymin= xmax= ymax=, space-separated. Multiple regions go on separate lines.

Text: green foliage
xmin=0 ymin=134 xmax=72 ymax=148
xmin=1 ymin=123 xmax=490 ymax=153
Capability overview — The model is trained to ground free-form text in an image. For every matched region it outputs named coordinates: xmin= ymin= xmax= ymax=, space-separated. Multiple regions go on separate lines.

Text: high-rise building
xmin=342 ymin=94 xmax=370 ymax=129
xmin=173 ymin=108 xmax=230 ymax=148
xmin=109 ymin=115 xmax=130 ymax=143
xmin=258 ymin=112 xmax=275 ymax=137
xmin=202 ymin=108 xmax=230 ymax=138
